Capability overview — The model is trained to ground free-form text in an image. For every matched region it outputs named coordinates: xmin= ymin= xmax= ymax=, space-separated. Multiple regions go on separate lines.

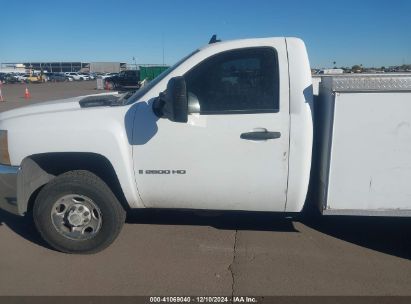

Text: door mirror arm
xmin=152 ymin=92 xmax=166 ymax=118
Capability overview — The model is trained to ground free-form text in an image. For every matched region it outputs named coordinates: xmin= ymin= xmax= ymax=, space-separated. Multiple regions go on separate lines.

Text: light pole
xmin=162 ymin=33 xmax=165 ymax=66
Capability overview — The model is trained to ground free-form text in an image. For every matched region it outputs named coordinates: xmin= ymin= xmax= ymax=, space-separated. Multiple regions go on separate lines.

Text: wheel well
xmin=25 ymin=152 xmax=128 ymax=213
xmin=26 ymin=186 xmax=44 ymax=216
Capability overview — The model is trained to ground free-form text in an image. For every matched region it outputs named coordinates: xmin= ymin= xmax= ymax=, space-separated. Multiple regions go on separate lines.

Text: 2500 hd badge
xmin=138 ymin=170 xmax=187 ymax=175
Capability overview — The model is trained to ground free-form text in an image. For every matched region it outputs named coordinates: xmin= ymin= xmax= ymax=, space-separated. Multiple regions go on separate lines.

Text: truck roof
xmin=199 ymin=37 xmax=303 ymax=51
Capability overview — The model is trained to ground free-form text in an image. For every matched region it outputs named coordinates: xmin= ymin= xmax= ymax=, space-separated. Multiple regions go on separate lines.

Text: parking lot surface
xmin=0 ymin=82 xmax=410 ymax=296
xmin=0 ymin=81 xmax=98 ymax=112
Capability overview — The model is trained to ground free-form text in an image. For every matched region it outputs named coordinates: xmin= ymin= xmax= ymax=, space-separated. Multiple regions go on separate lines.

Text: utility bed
xmin=315 ymin=74 xmax=411 ymax=216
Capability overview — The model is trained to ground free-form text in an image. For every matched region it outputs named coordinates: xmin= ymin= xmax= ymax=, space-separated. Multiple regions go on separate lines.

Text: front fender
xmin=0 ymin=101 xmax=143 ymax=210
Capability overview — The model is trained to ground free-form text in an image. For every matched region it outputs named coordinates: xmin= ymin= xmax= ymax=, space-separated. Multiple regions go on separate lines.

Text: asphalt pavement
xmin=0 ymin=81 xmax=99 ymax=112
xmin=0 ymin=81 xmax=410 ymax=296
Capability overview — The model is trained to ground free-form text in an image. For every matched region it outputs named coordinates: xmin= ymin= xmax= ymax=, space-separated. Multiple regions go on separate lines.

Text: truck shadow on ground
xmin=0 ymin=209 xmax=52 ymax=250
xmin=127 ymin=209 xmax=297 ymax=232
xmin=126 ymin=209 xmax=411 ymax=260
xmin=0 ymin=208 xmax=410 ymax=259
xmin=301 ymin=215 xmax=411 ymax=260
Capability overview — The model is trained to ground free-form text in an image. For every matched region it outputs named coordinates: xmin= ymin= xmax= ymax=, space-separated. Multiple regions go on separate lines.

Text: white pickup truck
xmin=1 ymin=37 xmax=410 ymax=253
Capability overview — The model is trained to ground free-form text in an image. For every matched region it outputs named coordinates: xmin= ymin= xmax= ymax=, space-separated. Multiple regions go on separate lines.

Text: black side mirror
xmin=162 ymin=76 xmax=188 ymax=123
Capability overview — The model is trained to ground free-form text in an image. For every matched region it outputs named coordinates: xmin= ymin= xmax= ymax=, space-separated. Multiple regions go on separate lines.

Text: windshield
xmin=126 ymin=49 xmax=199 ymax=105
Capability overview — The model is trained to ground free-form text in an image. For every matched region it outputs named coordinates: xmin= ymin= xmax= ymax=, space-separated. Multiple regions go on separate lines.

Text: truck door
xmin=124 ymin=70 xmax=133 ymax=87
xmin=132 ymin=44 xmax=290 ymax=211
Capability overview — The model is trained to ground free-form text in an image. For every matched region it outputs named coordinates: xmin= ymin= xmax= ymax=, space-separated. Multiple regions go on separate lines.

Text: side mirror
xmin=163 ymin=76 xmax=188 ymax=123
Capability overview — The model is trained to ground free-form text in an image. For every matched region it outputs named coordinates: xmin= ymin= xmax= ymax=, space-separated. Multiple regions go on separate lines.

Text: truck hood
xmin=0 ymin=93 xmax=118 ymax=121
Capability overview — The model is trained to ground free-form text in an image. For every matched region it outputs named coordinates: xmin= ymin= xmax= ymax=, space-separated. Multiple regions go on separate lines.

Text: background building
xmin=89 ymin=62 xmax=127 ymax=73
xmin=1 ymin=62 xmax=127 ymax=73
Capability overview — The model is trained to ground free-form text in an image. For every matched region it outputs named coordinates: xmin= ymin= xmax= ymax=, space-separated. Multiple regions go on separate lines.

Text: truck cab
xmin=128 ymin=37 xmax=313 ymax=213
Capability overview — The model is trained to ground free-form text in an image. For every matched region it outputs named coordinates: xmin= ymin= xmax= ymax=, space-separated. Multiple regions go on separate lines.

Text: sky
xmin=0 ymin=0 xmax=410 ymax=68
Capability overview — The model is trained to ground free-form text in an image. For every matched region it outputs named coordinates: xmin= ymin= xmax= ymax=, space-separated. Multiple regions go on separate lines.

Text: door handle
xmin=240 ymin=129 xmax=281 ymax=141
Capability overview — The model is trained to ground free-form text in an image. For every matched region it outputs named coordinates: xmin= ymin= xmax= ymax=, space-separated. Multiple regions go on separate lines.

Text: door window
xmin=185 ymin=47 xmax=279 ymax=114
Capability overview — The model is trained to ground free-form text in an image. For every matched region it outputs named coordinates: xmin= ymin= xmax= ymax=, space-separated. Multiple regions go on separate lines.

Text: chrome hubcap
xmin=51 ymin=194 xmax=102 ymax=240
xmin=67 ymin=204 xmax=92 ymax=226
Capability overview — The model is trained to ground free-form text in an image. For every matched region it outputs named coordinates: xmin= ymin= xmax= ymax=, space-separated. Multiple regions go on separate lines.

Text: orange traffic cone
xmin=24 ymin=87 xmax=31 ymax=100
xmin=0 ymin=83 xmax=4 ymax=102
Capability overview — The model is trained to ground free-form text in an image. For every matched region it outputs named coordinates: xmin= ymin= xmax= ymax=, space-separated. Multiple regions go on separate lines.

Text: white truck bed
xmin=316 ymin=74 xmax=411 ymax=216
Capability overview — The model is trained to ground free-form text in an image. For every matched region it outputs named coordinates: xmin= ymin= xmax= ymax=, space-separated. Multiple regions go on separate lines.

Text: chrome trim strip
xmin=0 ymin=165 xmax=20 ymax=175
xmin=323 ymin=209 xmax=411 ymax=217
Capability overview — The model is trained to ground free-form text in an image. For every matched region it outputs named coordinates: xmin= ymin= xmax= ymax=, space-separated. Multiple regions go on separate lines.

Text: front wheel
xmin=33 ymin=170 xmax=126 ymax=254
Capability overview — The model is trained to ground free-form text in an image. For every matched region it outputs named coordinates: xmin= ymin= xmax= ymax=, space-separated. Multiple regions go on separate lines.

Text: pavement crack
xmin=228 ymin=229 xmax=238 ymax=299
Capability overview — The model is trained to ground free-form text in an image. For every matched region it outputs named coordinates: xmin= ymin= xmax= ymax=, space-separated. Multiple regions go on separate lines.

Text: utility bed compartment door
xmin=325 ymin=90 xmax=411 ymax=211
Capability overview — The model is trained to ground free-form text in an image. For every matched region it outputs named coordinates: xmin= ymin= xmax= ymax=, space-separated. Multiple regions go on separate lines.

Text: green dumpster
xmin=139 ymin=66 xmax=169 ymax=81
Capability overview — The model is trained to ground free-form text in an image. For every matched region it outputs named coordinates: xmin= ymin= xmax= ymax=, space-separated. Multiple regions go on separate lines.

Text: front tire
xmin=33 ymin=170 xmax=126 ymax=254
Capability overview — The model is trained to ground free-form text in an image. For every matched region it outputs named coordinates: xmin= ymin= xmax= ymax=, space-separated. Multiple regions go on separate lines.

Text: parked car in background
xmin=1 ymin=74 xmax=20 ymax=84
xmin=65 ymin=72 xmax=79 ymax=80
xmin=9 ymin=73 xmax=30 ymax=82
xmin=22 ymin=74 xmax=30 ymax=82
xmin=83 ymin=73 xmax=96 ymax=80
xmin=12 ymin=73 xmax=29 ymax=82
xmin=104 ymin=70 xmax=140 ymax=90
xmin=66 ymin=75 xmax=74 ymax=81
xmin=65 ymin=72 xmax=89 ymax=81
xmin=63 ymin=73 xmax=74 ymax=81
xmin=47 ymin=73 xmax=68 ymax=82
xmin=78 ymin=73 xmax=91 ymax=80
xmin=0 ymin=73 xmax=10 ymax=83
xmin=100 ymin=72 xmax=118 ymax=79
